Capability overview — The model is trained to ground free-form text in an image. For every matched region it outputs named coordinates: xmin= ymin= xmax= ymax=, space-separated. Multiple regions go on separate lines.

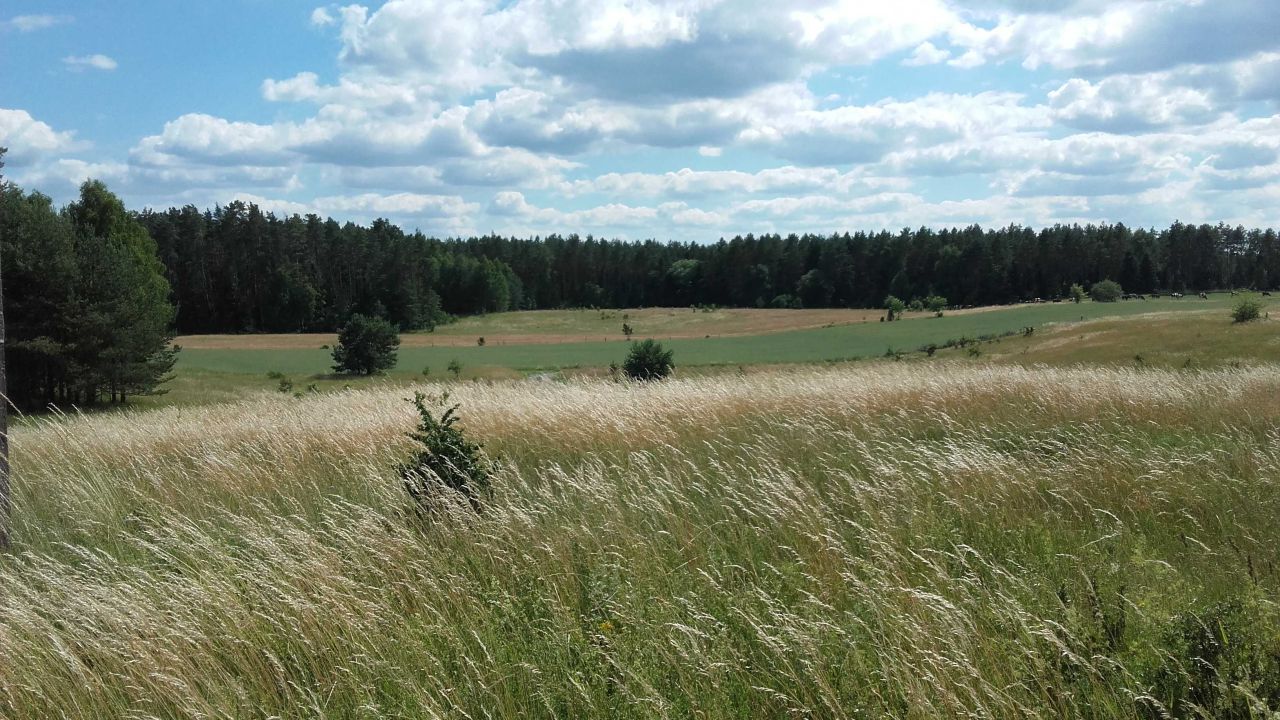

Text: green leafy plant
xmin=1069 ymin=283 xmax=1086 ymax=304
xmin=399 ymin=392 xmax=492 ymax=516
xmin=1089 ymin=279 xmax=1122 ymax=303
xmin=623 ymin=339 xmax=675 ymax=381
xmin=884 ymin=295 xmax=905 ymax=321
xmin=1231 ymin=296 xmax=1262 ymax=323
xmin=332 ymin=314 xmax=400 ymax=375
xmin=448 ymin=359 xmax=463 ymax=378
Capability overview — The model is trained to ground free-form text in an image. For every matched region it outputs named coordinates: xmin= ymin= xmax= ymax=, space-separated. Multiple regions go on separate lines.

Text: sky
xmin=2 ymin=0 xmax=1279 ymax=240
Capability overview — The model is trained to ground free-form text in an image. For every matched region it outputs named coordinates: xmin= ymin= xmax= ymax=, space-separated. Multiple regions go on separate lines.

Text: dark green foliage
xmin=1143 ymin=599 xmax=1280 ymax=718
xmin=1 ymin=179 xmax=177 ymax=409
xmin=925 ymin=295 xmax=947 ymax=313
xmin=448 ymin=359 xmax=462 ymax=377
xmin=399 ymin=392 xmax=491 ymax=515
xmin=1090 ymin=280 xmax=1123 ymax=302
xmin=331 ymin=314 xmax=400 ymax=375
xmin=623 ymin=339 xmax=674 ymax=381
xmin=1069 ymin=283 xmax=1087 ymax=303
xmin=1231 ymin=296 xmax=1262 ymax=323
xmin=125 ymin=207 xmax=1280 ymax=329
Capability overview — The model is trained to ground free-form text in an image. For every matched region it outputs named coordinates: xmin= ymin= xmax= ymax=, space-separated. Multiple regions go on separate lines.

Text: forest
xmin=138 ymin=203 xmax=1279 ymax=335
xmin=4 ymin=169 xmax=1280 ymax=409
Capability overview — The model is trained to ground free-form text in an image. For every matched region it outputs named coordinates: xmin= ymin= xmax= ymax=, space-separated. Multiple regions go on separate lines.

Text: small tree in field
xmin=1069 ymin=283 xmax=1086 ymax=303
xmin=623 ymin=339 xmax=674 ymax=381
xmin=1089 ymin=279 xmax=1123 ymax=303
xmin=884 ymin=295 xmax=905 ymax=321
xmin=1232 ymin=296 xmax=1262 ymax=323
xmin=332 ymin=314 xmax=400 ymax=375
xmin=399 ymin=392 xmax=491 ymax=515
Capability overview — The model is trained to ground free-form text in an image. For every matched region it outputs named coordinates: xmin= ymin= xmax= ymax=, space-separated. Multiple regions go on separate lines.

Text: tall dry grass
xmin=2 ymin=364 xmax=1278 ymax=718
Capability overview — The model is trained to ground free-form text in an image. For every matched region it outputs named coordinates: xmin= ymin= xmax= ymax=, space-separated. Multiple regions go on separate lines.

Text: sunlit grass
xmin=3 ymin=364 xmax=1278 ymax=717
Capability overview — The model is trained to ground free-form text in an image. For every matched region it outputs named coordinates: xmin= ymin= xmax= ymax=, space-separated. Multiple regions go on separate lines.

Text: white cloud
xmin=903 ymin=41 xmax=950 ymax=66
xmin=63 ymin=54 xmax=118 ymax=72
xmin=4 ymin=14 xmax=72 ymax=32
xmin=310 ymin=7 xmax=336 ymax=27
xmin=0 ymin=108 xmax=84 ymax=163
xmin=1049 ymin=75 xmax=1217 ymax=132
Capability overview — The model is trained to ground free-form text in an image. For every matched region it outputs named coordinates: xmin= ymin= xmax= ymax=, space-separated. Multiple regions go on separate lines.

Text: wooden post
xmin=0 ymin=244 xmax=9 ymax=550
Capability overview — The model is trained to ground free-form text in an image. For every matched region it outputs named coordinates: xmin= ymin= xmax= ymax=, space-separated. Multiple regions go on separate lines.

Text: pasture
xmin=2 ymin=364 xmax=1278 ymax=717
xmin=161 ymin=296 xmax=1243 ymax=407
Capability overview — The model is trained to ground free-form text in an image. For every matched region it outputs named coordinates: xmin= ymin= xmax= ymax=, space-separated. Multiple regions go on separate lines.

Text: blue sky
xmin=2 ymin=0 xmax=1279 ymax=239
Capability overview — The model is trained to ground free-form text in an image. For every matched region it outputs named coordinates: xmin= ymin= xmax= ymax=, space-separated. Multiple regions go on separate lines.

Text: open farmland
xmin=160 ymin=297 xmax=1241 ymax=407
xmin=2 ymin=364 xmax=1278 ymax=718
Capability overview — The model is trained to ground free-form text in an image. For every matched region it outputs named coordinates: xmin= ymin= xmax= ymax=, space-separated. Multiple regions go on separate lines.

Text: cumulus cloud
xmin=0 ymin=108 xmax=85 ymax=163
xmin=11 ymin=0 xmax=1276 ymax=234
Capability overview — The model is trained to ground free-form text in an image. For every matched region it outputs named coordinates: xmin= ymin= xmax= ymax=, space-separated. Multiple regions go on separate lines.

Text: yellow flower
xmin=598 ymin=620 xmax=614 ymax=633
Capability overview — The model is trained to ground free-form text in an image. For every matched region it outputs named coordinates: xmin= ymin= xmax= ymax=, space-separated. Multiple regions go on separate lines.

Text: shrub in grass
xmin=884 ymin=294 xmax=905 ymax=321
xmin=1232 ymin=296 xmax=1262 ymax=323
xmin=1089 ymin=279 xmax=1123 ymax=303
xmin=448 ymin=359 xmax=462 ymax=378
xmin=623 ymin=339 xmax=674 ymax=381
xmin=1069 ymin=283 xmax=1086 ymax=303
xmin=399 ymin=391 xmax=491 ymax=515
xmin=332 ymin=314 xmax=400 ymax=375
xmin=925 ymin=295 xmax=947 ymax=314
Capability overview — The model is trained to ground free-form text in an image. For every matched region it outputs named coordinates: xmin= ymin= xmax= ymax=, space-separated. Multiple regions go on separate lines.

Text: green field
xmin=177 ymin=297 xmax=1236 ymax=378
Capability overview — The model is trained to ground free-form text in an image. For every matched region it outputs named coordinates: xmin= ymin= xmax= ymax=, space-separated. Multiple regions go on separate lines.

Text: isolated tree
xmin=64 ymin=181 xmax=179 ymax=404
xmin=623 ymin=339 xmax=674 ymax=381
xmin=332 ymin=314 xmax=400 ymax=375
xmin=1089 ymin=279 xmax=1123 ymax=303
xmin=884 ymin=295 xmax=906 ymax=321
xmin=622 ymin=322 xmax=634 ymax=337
xmin=1069 ymin=283 xmax=1086 ymax=303
xmin=399 ymin=392 xmax=491 ymax=515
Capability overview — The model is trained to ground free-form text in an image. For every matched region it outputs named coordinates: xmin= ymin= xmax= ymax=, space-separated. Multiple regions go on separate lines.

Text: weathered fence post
xmin=0 ymin=243 xmax=10 ymax=550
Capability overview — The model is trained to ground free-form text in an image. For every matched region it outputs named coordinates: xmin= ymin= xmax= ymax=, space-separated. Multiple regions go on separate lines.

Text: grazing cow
xmin=1265 ymin=291 xmax=1274 ymax=297
xmin=1150 ymin=293 xmax=1160 ymax=299
xmin=1231 ymin=290 xmax=1239 ymax=296
xmin=1171 ymin=292 xmax=1184 ymax=299
xmin=1199 ymin=292 xmax=1208 ymax=299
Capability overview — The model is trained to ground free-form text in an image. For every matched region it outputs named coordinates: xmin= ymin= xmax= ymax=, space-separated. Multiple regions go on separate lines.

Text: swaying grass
xmin=2 ymin=364 xmax=1279 ymax=718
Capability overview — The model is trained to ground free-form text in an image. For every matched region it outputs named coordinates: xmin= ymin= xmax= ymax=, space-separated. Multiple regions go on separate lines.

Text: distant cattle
xmin=1171 ymin=292 xmax=1184 ymax=299
xmin=1265 ymin=291 xmax=1274 ymax=297
xmin=1150 ymin=293 xmax=1160 ymax=299
xmin=1199 ymin=292 xmax=1208 ymax=299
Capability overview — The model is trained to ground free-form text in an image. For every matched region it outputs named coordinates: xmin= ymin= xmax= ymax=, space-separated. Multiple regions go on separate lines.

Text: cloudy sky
xmin=2 ymin=0 xmax=1278 ymax=239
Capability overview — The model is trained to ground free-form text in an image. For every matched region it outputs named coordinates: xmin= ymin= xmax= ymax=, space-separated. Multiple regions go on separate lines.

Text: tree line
xmin=4 ymin=170 xmax=1280 ymax=409
xmin=138 ymin=206 xmax=1279 ymax=336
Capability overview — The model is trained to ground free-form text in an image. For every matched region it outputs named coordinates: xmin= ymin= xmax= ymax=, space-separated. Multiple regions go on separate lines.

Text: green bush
xmin=1089 ymin=279 xmax=1122 ymax=303
xmin=1069 ymin=283 xmax=1086 ymax=303
xmin=884 ymin=295 xmax=905 ymax=321
xmin=331 ymin=314 xmax=400 ymax=375
xmin=623 ymin=339 xmax=675 ymax=381
xmin=925 ymin=295 xmax=947 ymax=313
xmin=1232 ymin=296 xmax=1262 ymax=323
xmin=399 ymin=392 xmax=491 ymax=515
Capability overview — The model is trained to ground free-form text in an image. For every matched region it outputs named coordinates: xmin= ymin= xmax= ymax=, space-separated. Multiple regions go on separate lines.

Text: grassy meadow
xmin=3 ymin=362 xmax=1280 ymax=718
xmin=156 ymin=296 xmax=1246 ymax=407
